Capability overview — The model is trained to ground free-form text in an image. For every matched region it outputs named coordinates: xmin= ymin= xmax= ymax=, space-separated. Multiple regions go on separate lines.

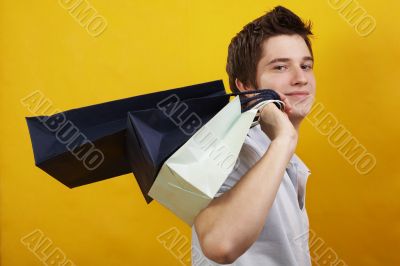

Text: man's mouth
xmin=284 ymin=91 xmax=310 ymax=99
xmin=284 ymin=91 xmax=309 ymax=96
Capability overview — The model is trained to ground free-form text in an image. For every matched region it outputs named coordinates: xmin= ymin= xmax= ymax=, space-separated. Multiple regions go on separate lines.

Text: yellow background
xmin=1 ymin=0 xmax=399 ymax=265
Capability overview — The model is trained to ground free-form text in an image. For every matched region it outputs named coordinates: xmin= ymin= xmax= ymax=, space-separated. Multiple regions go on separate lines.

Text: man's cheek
xmin=257 ymin=74 xmax=284 ymax=90
xmin=290 ymin=95 xmax=313 ymax=113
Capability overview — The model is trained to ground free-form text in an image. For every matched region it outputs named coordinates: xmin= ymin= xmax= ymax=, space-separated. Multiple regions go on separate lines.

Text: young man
xmin=192 ymin=6 xmax=316 ymax=266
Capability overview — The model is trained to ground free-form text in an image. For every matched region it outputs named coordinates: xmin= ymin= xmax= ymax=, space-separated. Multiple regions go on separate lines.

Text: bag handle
xmin=226 ymin=89 xmax=284 ymax=112
xmin=229 ymin=89 xmax=286 ymax=128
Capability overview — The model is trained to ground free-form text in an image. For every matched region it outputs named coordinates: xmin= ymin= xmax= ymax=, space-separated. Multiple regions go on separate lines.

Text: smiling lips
xmin=284 ymin=91 xmax=310 ymax=97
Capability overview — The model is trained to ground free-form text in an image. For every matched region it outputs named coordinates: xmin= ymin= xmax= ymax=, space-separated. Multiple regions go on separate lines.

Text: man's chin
xmin=288 ymin=97 xmax=314 ymax=118
xmin=288 ymin=107 xmax=311 ymax=122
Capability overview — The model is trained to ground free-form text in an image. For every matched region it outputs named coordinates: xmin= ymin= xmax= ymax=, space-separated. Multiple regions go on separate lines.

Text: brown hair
xmin=226 ymin=6 xmax=314 ymax=93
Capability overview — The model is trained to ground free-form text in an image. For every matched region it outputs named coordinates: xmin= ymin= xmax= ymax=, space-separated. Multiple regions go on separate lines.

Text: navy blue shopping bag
xmin=126 ymin=89 xmax=282 ymax=203
xmin=25 ymin=80 xmax=226 ymax=188
xmin=126 ymin=94 xmax=231 ymax=203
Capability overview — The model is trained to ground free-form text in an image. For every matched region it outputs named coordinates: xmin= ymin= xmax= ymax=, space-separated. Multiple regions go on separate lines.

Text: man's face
xmin=255 ymin=34 xmax=316 ymax=123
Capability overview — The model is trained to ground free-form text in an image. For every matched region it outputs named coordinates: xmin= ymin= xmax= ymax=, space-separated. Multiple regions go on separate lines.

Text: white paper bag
xmin=148 ymin=96 xmax=258 ymax=225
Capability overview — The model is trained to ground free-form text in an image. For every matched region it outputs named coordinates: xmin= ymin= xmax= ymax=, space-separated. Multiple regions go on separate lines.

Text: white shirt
xmin=191 ymin=124 xmax=312 ymax=266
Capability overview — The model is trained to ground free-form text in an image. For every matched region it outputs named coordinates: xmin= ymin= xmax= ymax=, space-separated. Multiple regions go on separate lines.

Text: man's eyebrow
xmin=303 ymin=56 xmax=314 ymax=62
xmin=266 ymin=56 xmax=314 ymax=65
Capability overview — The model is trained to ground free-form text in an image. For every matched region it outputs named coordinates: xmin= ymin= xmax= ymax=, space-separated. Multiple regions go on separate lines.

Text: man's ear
xmin=235 ymin=78 xmax=251 ymax=92
xmin=235 ymin=79 xmax=255 ymax=97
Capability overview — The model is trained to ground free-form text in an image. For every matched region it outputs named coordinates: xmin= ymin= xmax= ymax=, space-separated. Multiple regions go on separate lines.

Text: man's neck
xmin=290 ymin=117 xmax=303 ymax=135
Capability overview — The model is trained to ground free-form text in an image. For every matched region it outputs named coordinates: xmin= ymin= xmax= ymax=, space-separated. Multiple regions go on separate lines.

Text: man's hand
xmin=259 ymin=91 xmax=297 ymax=142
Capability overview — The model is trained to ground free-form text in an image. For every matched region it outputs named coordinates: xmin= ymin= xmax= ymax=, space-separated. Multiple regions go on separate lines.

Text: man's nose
xmin=291 ymin=66 xmax=308 ymax=86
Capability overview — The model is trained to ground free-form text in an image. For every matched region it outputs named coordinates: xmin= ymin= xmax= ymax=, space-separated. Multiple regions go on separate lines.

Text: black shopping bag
xmin=126 ymin=94 xmax=231 ymax=203
xmin=25 ymin=80 xmax=226 ymax=188
xmin=126 ymin=89 xmax=282 ymax=203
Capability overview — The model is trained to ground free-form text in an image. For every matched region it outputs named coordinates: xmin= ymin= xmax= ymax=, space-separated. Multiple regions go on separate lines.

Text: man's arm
xmin=194 ymin=97 xmax=297 ymax=264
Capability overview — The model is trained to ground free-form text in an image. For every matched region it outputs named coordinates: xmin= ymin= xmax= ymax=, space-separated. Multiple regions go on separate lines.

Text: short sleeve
xmin=214 ymin=139 xmax=262 ymax=198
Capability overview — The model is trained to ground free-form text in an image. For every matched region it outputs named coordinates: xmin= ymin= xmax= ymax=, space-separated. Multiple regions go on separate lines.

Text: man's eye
xmin=301 ymin=64 xmax=313 ymax=70
xmin=274 ymin=65 xmax=287 ymax=71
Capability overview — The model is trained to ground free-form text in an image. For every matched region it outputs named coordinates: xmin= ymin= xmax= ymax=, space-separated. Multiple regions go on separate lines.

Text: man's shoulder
xmin=243 ymin=125 xmax=271 ymax=155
